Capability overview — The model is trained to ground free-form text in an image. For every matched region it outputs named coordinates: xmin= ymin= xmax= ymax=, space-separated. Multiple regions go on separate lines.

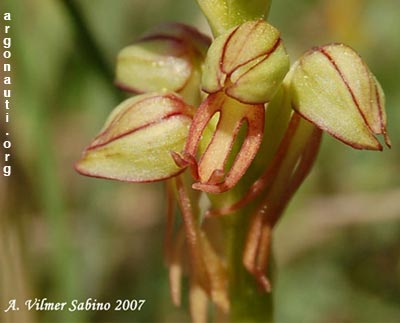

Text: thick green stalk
xmin=196 ymin=0 xmax=271 ymax=36
xmin=205 ymin=88 xmax=289 ymax=323
xmin=224 ymin=209 xmax=274 ymax=322
xmin=209 ymin=173 xmax=274 ymax=322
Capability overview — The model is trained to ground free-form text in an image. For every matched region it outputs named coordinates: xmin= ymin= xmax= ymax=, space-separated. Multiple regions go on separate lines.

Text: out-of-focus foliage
xmin=0 ymin=0 xmax=399 ymax=322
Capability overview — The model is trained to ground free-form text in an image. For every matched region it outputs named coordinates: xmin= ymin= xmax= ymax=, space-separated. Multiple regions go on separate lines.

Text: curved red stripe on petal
xmin=185 ymin=93 xmax=225 ymax=155
xmin=207 ymin=112 xmax=301 ymax=214
xmin=216 ymin=105 xmax=264 ymax=191
xmin=197 ymin=108 xmax=245 ymax=183
xmin=193 ymin=103 xmax=265 ymax=194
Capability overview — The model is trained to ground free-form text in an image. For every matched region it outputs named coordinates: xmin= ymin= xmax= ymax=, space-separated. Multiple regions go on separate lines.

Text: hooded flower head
xmin=290 ymin=43 xmax=390 ymax=150
xmin=202 ymin=19 xmax=289 ymax=104
xmin=116 ymin=22 xmax=211 ymax=105
xmin=75 ymin=93 xmax=193 ymax=182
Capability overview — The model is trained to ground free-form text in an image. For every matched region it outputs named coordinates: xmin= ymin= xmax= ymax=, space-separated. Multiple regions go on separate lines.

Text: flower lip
xmin=173 ymin=91 xmax=265 ymax=194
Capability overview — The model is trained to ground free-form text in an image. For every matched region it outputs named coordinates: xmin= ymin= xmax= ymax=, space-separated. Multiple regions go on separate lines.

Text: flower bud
xmin=290 ymin=43 xmax=390 ymax=150
xmin=116 ymin=23 xmax=211 ymax=104
xmin=202 ymin=19 xmax=290 ymax=104
xmin=75 ymin=93 xmax=193 ymax=182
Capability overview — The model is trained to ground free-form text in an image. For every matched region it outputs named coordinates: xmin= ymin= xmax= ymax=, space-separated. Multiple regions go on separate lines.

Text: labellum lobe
xmin=173 ymin=92 xmax=264 ymax=193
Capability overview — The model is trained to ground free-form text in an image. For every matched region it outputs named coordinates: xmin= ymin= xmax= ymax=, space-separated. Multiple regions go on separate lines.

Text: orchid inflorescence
xmin=75 ymin=1 xmax=390 ymax=321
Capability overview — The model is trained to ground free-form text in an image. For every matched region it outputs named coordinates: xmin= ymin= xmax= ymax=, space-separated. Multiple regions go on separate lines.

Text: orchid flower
xmin=75 ymin=3 xmax=390 ymax=321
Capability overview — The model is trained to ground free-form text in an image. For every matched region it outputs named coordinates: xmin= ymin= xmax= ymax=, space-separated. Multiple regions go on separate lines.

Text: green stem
xmin=209 ymin=173 xmax=274 ymax=322
xmin=225 ymin=209 xmax=274 ymax=323
xmin=206 ymin=118 xmax=275 ymax=322
xmin=196 ymin=0 xmax=271 ymax=36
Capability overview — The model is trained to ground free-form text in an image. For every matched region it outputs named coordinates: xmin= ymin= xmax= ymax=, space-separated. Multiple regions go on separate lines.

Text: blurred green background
xmin=0 ymin=0 xmax=399 ymax=322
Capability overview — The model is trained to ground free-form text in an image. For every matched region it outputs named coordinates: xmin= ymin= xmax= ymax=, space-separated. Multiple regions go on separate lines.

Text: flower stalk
xmin=196 ymin=0 xmax=272 ymax=36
